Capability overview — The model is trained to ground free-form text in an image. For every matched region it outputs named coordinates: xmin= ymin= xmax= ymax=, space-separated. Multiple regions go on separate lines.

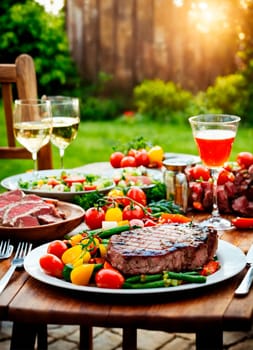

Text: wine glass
xmin=13 ymin=99 xmax=53 ymax=172
xmin=47 ymin=96 xmax=80 ymax=168
xmin=189 ymin=114 xmax=240 ymax=230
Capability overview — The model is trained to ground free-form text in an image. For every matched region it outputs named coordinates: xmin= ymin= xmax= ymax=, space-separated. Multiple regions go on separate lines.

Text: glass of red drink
xmin=189 ymin=114 xmax=240 ymax=230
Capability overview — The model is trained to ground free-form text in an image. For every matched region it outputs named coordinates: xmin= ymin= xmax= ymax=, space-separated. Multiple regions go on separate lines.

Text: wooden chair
xmin=0 ymin=54 xmax=53 ymax=169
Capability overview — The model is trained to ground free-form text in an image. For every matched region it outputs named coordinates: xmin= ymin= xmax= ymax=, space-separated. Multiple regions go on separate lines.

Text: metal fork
xmin=0 ymin=241 xmax=32 ymax=294
xmin=0 ymin=240 xmax=14 ymax=259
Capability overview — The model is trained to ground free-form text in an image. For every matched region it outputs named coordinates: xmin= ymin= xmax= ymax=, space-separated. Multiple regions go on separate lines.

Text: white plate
xmin=164 ymin=153 xmax=200 ymax=165
xmin=1 ymin=169 xmax=115 ymax=202
xmin=24 ymin=240 xmax=246 ymax=295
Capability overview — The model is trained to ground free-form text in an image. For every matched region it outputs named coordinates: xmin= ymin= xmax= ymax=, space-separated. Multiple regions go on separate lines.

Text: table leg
xmin=122 ymin=328 xmax=137 ymax=350
xmin=196 ymin=330 xmax=223 ymax=350
xmin=80 ymin=326 xmax=93 ymax=350
xmin=10 ymin=322 xmax=37 ymax=350
xmin=37 ymin=324 xmax=48 ymax=350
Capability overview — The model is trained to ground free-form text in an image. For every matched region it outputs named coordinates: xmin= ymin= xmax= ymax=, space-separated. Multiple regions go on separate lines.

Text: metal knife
xmin=235 ymin=244 xmax=253 ymax=296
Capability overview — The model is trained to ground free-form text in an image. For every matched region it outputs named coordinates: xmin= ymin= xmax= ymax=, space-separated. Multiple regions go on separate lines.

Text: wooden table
xmin=2 ymin=218 xmax=253 ymax=350
xmin=1 ymin=163 xmax=253 ymax=350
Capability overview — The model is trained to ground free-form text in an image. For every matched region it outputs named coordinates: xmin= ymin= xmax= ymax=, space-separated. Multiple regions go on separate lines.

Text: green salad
xmin=18 ymin=171 xmax=114 ymax=193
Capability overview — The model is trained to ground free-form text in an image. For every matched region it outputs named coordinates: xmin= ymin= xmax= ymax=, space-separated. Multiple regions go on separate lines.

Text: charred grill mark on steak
xmin=106 ymin=224 xmax=218 ymax=275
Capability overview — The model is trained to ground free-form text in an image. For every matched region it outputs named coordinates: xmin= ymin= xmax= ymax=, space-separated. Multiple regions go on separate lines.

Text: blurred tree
xmin=0 ymin=0 xmax=80 ymax=96
xmin=236 ymin=0 xmax=253 ymax=120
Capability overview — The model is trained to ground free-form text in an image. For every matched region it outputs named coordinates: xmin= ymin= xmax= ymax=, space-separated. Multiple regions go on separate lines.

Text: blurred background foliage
xmin=0 ymin=0 xmax=253 ymax=124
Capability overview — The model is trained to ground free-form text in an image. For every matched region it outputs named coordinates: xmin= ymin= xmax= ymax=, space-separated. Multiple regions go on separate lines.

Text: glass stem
xmin=210 ymin=168 xmax=220 ymax=219
xmin=32 ymin=152 xmax=37 ymax=172
xmin=60 ymin=149 xmax=65 ymax=169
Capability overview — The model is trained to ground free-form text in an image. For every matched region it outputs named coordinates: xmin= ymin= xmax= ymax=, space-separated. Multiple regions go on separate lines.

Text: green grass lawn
xmin=1 ymin=110 xmax=253 ymax=185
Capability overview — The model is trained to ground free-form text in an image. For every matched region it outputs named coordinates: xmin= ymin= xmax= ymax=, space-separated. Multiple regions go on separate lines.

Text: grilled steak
xmin=106 ymin=224 xmax=218 ymax=275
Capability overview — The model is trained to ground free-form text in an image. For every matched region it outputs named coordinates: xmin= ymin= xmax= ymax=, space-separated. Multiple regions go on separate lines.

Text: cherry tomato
xmin=107 ymin=189 xmax=129 ymax=207
xmin=217 ymin=169 xmax=235 ymax=185
xmin=236 ymin=152 xmax=253 ymax=169
xmin=128 ymin=149 xmax=138 ymax=157
xmin=84 ymin=184 xmax=97 ymax=191
xmin=120 ymin=156 xmax=137 ymax=168
xmin=47 ymin=240 xmax=68 ymax=259
xmin=110 ymin=151 xmax=125 ymax=168
xmin=85 ymin=207 xmax=105 ymax=229
xmin=39 ymin=253 xmax=64 ymax=278
xmin=122 ymin=204 xmax=145 ymax=220
xmin=126 ymin=187 xmax=147 ymax=206
xmin=189 ymin=164 xmax=211 ymax=181
xmin=64 ymin=176 xmax=86 ymax=185
xmin=95 ymin=268 xmax=125 ymax=289
xmin=135 ymin=149 xmax=150 ymax=167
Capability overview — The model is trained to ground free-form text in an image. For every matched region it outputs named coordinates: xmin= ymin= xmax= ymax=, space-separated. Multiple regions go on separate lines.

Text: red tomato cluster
xmin=84 ymin=187 xmax=154 ymax=229
xmin=110 ymin=149 xmax=150 ymax=168
xmin=109 ymin=145 xmax=164 ymax=168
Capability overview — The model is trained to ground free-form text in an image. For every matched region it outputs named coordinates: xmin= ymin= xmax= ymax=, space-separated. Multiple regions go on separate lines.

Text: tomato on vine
xmin=126 ymin=187 xmax=147 ymax=206
xmin=85 ymin=207 xmax=105 ymax=229
xmin=120 ymin=155 xmax=137 ymax=167
xmin=122 ymin=204 xmax=145 ymax=220
xmin=110 ymin=151 xmax=125 ymax=168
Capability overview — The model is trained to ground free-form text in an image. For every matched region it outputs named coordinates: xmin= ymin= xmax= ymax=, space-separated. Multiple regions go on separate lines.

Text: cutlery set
xmin=0 ymin=240 xmax=32 ymax=294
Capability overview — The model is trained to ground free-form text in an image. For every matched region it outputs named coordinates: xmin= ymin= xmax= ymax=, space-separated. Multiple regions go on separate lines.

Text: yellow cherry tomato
xmin=70 ymin=264 xmax=94 ymax=285
xmin=107 ymin=189 xmax=124 ymax=197
xmin=105 ymin=207 xmax=123 ymax=222
xmin=148 ymin=145 xmax=164 ymax=163
xmin=61 ymin=245 xmax=83 ymax=265
xmin=69 ymin=233 xmax=84 ymax=246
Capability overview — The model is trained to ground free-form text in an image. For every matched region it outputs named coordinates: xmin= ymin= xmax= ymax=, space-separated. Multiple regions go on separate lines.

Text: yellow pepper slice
xmin=70 ymin=264 xmax=95 ymax=285
xmin=69 ymin=233 xmax=84 ymax=246
xmin=61 ymin=245 xmax=83 ymax=265
xmin=98 ymin=243 xmax=107 ymax=258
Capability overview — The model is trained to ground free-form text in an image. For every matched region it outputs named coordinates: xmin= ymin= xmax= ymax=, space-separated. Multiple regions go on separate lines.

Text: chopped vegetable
xmin=200 ymin=260 xmax=220 ymax=276
xmin=231 ymin=217 xmax=253 ymax=229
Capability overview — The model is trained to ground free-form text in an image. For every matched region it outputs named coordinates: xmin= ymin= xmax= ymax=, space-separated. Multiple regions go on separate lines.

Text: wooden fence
xmin=66 ymin=0 xmax=238 ymax=93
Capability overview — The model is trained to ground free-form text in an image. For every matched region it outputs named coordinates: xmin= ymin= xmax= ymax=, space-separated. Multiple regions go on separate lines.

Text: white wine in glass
xmin=189 ymin=114 xmax=240 ymax=230
xmin=48 ymin=97 xmax=80 ymax=168
xmin=13 ymin=99 xmax=53 ymax=172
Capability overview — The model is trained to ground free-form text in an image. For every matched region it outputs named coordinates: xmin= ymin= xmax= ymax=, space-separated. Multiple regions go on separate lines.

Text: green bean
xmin=125 ymin=273 xmax=163 ymax=284
xmin=98 ymin=225 xmax=130 ymax=238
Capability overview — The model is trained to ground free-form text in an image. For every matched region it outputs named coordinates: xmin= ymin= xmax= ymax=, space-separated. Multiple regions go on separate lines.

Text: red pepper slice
xmin=201 ymin=260 xmax=220 ymax=276
xmin=231 ymin=217 xmax=253 ymax=229
xmin=158 ymin=213 xmax=191 ymax=224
